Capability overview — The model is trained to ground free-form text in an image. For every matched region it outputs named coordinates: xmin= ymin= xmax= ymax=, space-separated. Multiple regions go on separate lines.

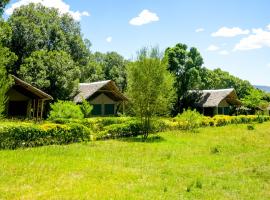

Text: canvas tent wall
xmin=7 ymin=76 xmax=53 ymax=119
xmin=74 ymin=80 xmax=128 ymax=116
xmin=188 ymin=88 xmax=242 ymax=116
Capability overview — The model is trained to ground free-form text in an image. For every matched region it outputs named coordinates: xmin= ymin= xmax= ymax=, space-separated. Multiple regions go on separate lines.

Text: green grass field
xmin=0 ymin=122 xmax=270 ymax=200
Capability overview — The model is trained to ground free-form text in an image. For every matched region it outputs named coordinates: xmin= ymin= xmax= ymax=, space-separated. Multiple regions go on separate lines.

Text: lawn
xmin=0 ymin=122 xmax=270 ymax=200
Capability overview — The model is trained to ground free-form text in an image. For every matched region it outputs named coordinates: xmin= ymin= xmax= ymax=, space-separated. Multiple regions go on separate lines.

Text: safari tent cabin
xmin=7 ymin=76 xmax=53 ymax=119
xmin=74 ymin=80 xmax=128 ymax=116
xmin=188 ymin=88 xmax=242 ymax=116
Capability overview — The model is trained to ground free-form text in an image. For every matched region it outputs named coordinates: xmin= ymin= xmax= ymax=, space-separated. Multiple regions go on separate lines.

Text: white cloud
xmin=219 ymin=50 xmax=229 ymax=55
xmin=234 ymin=28 xmax=270 ymax=51
xmin=212 ymin=27 xmax=250 ymax=37
xmin=106 ymin=36 xmax=112 ymax=43
xmin=195 ymin=28 xmax=204 ymax=33
xmin=207 ymin=45 xmax=219 ymax=51
xmin=267 ymin=24 xmax=270 ymax=30
xmin=129 ymin=9 xmax=159 ymax=26
xmin=5 ymin=0 xmax=90 ymax=21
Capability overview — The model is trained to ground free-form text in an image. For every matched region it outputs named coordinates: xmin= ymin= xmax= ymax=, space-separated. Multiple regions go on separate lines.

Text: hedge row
xmin=1 ymin=114 xmax=269 ymax=149
xmin=164 ymin=115 xmax=270 ymax=130
xmin=0 ymin=123 xmax=91 ymax=149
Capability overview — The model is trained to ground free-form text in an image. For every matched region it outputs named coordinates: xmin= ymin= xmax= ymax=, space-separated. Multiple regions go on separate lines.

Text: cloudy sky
xmin=4 ymin=0 xmax=270 ymax=86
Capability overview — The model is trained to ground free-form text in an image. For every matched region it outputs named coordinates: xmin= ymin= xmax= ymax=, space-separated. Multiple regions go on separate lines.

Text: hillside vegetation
xmin=0 ymin=122 xmax=270 ymax=199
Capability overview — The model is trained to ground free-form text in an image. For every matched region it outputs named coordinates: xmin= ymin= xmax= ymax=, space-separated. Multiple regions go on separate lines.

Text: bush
xmin=80 ymin=99 xmax=93 ymax=118
xmin=49 ymin=101 xmax=84 ymax=120
xmin=174 ymin=109 xmax=204 ymax=130
xmin=0 ymin=123 xmax=91 ymax=149
xmin=247 ymin=124 xmax=255 ymax=130
xmin=96 ymin=121 xmax=142 ymax=140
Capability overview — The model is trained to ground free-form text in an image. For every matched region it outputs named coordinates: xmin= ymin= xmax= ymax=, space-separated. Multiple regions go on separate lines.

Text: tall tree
xmin=242 ymin=88 xmax=266 ymax=113
xmin=81 ymin=51 xmax=128 ymax=91
xmin=165 ymin=43 xmax=203 ymax=115
xmin=127 ymin=47 xmax=175 ymax=139
xmin=19 ymin=50 xmax=80 ymax=100
xmin=200 ymin=68 xmax=253 ymax=99
xmin=0 ymin=46 xmax=15 ymax=117
xmin=7 ymin=3 xmax=90 ymax=74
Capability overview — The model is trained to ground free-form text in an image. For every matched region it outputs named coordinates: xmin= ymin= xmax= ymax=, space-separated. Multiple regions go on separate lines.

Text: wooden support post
xmin=40 ymin=100 xmax=44 ymax=119
xmin=33 ymin=99 xmax=36 ymax=118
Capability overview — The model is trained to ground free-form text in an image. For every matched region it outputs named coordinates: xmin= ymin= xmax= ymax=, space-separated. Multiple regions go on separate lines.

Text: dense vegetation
xmin=1 ymin=113 xmax=269 ymax=149
xmin=1 ymin=122 xmax=270 ymax=199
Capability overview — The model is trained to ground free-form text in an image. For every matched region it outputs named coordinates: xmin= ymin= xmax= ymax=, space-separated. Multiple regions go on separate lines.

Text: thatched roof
xmin=74 ymin=80 xmax=128 ymax=103
xmin=189 ymin=88 xmax=241 ymax=107
xmin=12 ymin=75 xmax=53 ymax=100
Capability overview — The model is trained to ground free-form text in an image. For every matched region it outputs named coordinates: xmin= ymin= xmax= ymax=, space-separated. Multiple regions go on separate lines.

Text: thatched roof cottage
xmin=188 ymin=88 xmax=242 ymax=116
xmin=74 ymin=80 xmax=128 ymax=116
xmin=7 ymin=76 xmax=53 ymax=119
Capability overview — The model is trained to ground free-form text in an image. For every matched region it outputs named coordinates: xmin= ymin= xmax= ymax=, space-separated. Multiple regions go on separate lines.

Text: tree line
xmin=0 ymin=2 xmax=269 ymax=121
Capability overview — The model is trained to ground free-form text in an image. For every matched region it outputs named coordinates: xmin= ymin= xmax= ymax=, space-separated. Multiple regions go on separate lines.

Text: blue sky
xmin=5 ymin=0 xmax=270 ymax=86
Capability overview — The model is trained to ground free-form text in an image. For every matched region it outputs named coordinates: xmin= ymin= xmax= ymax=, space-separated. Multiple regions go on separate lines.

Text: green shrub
xmin=174 ymin=109 xmax=204 ymax=130
xmin=80 ymin=99 xmax=93 ymax=118
xmin=49 ymin=101 xmax=84 ymax=120
xmin=0 ymin=123 xmax=91 ymax=149
xmin=96 ymin=120 xmax=142 ymax=140
xmin=247 ymin=124 xmax=255 ymax=130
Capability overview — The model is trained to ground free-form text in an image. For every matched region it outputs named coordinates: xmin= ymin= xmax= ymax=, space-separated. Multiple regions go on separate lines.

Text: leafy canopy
xmin=7 ymin=3 xmax=90 ymax=74
xmin=19 ymin=50 xmax=80 ymax=100
xmin=0 ymin=46 xmax=15 ymax=117
xmin=0 ymin=0 xmax=10 ymax=16
xmin=165 ymin=43 xmax=204 ymax=114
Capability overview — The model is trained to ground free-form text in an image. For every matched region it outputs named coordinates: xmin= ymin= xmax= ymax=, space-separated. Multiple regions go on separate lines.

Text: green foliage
xmin=175 ymin=109 xmax=204 ymax=131
xmin=7 ymin=3 xmax=90 ymax=73
xmin=165 ymin=43 xmax=204 ymax=114
xmin=0 ymin=46 xmax=16 ymax=117
xmin=19 ymin=50 xmax=80 ymax=100
xmin=242 ymin=88 xmax=266 ymax=112
xmin=0 ymin=0 xmax=10 ymax=16
xmin=96 ymin=121 xmax=142 ymax=140
xmin=127 ymin=47 xmax=175 ymax=138
xmin=0 ymin=19 xmax=12 ymax=46
xmin=49 ymin=101 xmax=84 ymax=120
xmin=247 ymin=124 xmax=255 ymax=130
xmin=82 ymin=51 xmax=128 ymax=91
xmin=0 ymin=122 xmax=91 ymax=149
xmin=200 ymin=68 xmax=253 ymax=99
xmin=80 ymin=99 xmax=93 ymax=118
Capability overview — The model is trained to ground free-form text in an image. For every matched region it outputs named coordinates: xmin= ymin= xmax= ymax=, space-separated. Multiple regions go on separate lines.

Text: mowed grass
xmin=0 ymin=123 xmax=270 ymax=200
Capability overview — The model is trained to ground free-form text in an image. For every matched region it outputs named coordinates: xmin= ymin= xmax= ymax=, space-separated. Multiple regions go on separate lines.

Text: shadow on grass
xmin=118 ymin=135 xmax=166 ymax=143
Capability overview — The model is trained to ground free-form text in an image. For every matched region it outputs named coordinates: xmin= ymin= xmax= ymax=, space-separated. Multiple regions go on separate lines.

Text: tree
xmin=127 ymin=47 xmax=175 ymax=139
xmin=0 ymin=19 xmax=12 ymax=47
xmin=165 ymin=43 xmax=204 ymax=115
xmin=103 ymin=52 xmax=128 ymax=92
xmin=7 ymin=3 xmax=90 ymax=74
xmin=19 ymin=50 xmax=80 ymax=100
xmin=200 ymin=68 xmax=253 ymax=99
xmin=81 ymin=51 xmax=128 ymax=91
xmin=242 ymin=88 xmax=266 ymax=113
xmin=0 ymin=0 xmax=10 ymax=16
xmin=0 ymin=46 xmax=15 ymax=117
xmin=80 ymin=53 xmax=105 ymax=83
